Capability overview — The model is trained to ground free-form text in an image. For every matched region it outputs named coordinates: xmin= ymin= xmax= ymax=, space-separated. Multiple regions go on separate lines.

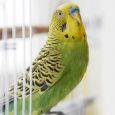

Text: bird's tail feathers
xmin=0 ymin=94 xmax=14 ymax=113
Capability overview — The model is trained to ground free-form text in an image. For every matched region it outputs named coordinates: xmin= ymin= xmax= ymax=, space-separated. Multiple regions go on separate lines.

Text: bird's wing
xmin=9 ymin=46 xmax=63 ymax=99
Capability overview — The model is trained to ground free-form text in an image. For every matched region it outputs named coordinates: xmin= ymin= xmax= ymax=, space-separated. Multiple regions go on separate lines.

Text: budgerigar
xmin=1 ymin=3 xmax=89 ymax=115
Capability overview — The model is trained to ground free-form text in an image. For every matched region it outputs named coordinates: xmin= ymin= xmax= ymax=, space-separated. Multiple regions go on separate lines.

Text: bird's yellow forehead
xmin=57 ymin=2 xmax=79 ymax=12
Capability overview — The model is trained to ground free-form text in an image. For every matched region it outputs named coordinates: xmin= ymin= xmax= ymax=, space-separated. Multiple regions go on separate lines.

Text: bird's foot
xmin=47 ymin=111 xmax=65 ymax=115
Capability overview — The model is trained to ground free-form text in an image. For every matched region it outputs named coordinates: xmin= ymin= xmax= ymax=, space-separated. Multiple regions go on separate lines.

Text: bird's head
xmin=48 ymin=3 xmax=87 ymax=44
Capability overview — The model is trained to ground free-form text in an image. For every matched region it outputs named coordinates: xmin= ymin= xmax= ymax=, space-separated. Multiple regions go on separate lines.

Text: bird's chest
xmin=61 ymin=46 xmax=88 ymax=89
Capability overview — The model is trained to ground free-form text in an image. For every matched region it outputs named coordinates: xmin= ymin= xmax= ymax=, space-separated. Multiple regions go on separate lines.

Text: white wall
xmin=101 ymin=0 xmax=115 ymax=115
xmin=0 ymin=0 xmax=72 ymax=27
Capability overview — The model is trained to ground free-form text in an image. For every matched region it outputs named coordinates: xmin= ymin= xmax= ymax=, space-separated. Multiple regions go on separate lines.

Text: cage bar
xmin=12 ymin=0 xmax=17 ymax=114
xmin=22 ymin=0 xmax=26 ymax=114
xmin=29 ymin=0 xmax=32 ymax=114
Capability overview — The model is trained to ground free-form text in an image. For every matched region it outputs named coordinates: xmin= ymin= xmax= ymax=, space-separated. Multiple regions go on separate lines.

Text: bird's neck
xmin=47 ymin=33 xmax=88 ymax=67
xmin=61 ymin=39 xmax=89 ymax=67
xmin=47 ymin=33 xmax=62 ymax=51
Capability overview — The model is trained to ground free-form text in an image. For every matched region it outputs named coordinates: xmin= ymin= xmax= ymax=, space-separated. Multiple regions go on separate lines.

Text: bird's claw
xmin=47 ymin=111 xmax=65 ymax=115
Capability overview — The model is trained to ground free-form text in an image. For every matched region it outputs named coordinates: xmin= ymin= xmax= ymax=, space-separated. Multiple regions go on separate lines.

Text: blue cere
xmin=69 ymin=7 xmax=79 ymax=14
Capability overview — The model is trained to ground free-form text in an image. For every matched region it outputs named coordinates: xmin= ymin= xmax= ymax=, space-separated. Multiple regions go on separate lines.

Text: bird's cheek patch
xmin=62 ymin=22 xmax=67 ymax=32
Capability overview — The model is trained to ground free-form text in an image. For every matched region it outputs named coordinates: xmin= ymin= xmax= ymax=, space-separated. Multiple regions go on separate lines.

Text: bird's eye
xmin=58 ymin=10 xmax=64 ymax=17
xmin=59 ymin=12 xmax=62 ymax=15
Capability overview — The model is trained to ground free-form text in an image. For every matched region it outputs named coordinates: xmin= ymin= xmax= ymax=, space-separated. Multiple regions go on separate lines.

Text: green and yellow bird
xmin=1 ymin=2 xmax=89 ymax=115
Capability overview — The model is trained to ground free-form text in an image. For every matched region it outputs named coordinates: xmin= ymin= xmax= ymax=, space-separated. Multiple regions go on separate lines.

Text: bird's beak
xmin=69 ymin=7 xmax=81 ymax=24
xmin=72 ymin=13 xmax=81 ymax=25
